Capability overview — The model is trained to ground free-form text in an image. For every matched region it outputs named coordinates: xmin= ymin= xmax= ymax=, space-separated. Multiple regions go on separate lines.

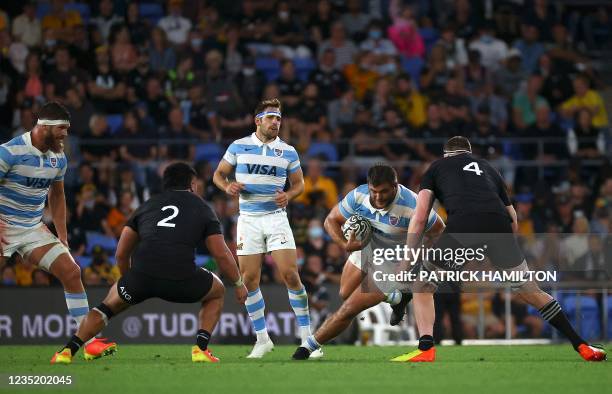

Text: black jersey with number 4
xmin=126 ymin=190 xmax=222 ymax=280
xmin=420 ymin=153 xmax=511 ymax=220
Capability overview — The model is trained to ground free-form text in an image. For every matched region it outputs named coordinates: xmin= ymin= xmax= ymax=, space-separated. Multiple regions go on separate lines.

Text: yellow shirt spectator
xmin=294 ymin=158 xmax=338 ymax=209
xmin=395 ymin=91 xmax=428 ymax=128
xmin=42 ymin=10 xmax=83 ymax=31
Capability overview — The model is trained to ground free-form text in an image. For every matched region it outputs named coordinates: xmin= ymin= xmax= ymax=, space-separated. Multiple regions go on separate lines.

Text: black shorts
xmin=117 ymin=267 xmax=214 ymax=305
xmin=430 ymin=213 xmax=524 ymax=270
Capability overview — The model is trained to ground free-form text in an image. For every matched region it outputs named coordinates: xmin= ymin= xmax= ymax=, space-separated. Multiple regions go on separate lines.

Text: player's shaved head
xmin=163 ymin=162 xmax=197 ymax=191
xmin=444 ymin=136 xmax=472 ymax=155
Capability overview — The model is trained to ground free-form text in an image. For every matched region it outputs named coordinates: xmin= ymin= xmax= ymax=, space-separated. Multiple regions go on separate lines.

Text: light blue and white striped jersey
xmin=339 ymin=184 xmax=439 ymax=242
xmin=0 ymin=132 xmax=67 ymax=228
xmin=223 ymin=132 xmax=300 ymax=215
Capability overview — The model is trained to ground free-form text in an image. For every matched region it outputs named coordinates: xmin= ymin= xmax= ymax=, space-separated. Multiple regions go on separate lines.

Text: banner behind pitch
xmin=0 ymin=286 xmax=340 ymax=345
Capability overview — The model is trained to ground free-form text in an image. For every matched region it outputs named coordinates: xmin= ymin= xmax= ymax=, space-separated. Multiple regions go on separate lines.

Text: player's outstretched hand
xmin=235 ymin=284 xmax=248 ymax=304
xmin=275 ymin=190 xmax=288 ymax=208
xmin=344 ymin=230 xmax=364 ymax=253
xmin=225 ymin=182 xmax=245 ymax=197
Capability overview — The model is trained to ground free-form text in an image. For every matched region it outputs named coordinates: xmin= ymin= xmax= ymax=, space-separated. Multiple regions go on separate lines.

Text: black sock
xmin=64 ymin=335 xmax=84 ymax=356
xmin=539 ymin=300 xmax=586 ymax=350
xmin=418 ymin=335 xmax=434 ymax=351
xmin=196 ymin=329 xmax=211 ymax=351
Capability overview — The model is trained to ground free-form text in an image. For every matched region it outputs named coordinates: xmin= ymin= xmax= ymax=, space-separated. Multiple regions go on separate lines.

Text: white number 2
xmin=463 ymin=162 xmax=483 ymax=176
xmin=157 ymin=205 xmax=179 ymax=227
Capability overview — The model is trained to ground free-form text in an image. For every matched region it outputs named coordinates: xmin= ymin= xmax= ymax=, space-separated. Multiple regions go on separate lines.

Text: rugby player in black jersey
xmin=51 ymin=163 xmax=247 ymax=364
xmin=391 ymin=136 xmax=606 ymax=362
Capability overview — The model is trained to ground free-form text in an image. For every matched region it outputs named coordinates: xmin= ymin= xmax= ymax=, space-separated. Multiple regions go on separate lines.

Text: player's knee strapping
xmin=39 ymin=243 xmax=69 ymax=270
xmin=64 ymin=291 xmax=89 ymax=325
xmin=93 ymin=303 xmax=115 ymax=326
xmin=505 ymin=260 xmax=529 ymax=290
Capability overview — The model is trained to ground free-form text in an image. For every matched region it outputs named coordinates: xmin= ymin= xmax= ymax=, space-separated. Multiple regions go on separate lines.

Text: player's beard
xmin=44 ymin=130 xmax=64 ymax=153
xmin=261 ymin=125 xmax=279 ymax=141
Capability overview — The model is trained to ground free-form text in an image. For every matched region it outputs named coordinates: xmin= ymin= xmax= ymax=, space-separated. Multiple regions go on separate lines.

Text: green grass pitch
xmin=1 ymin=344 xmax=610 ymax=394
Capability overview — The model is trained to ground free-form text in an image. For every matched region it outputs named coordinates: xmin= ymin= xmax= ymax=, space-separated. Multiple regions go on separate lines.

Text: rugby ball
xmin=341 ymin=214 xmax=373 ymax=245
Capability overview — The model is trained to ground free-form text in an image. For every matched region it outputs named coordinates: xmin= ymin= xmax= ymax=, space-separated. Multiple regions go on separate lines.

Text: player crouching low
xmin=51 ymin=163 xmax=247 ymax=364
xmin=292 ymin=164 xmax=445 ymax=360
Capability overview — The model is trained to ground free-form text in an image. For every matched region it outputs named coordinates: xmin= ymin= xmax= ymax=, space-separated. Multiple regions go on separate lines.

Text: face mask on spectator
xmin=369 ymin=30 xmax=382 ymax=40
xmin=242 ymin=67 xmax=255 ymax=76
xmin=308 ymin=226 xmax=324 ymax=239
xmin=2 ymin=278 xmax=16 ymax=285
xmin=278 ymin=11 xmax=290 ymax=20
xmin=296 ymin=257 xmax=305 ymax=266
xmin=45 ymin=39 xmax=56 ymax=48
xmin=190 ymin=38 xmax=203 ymax=49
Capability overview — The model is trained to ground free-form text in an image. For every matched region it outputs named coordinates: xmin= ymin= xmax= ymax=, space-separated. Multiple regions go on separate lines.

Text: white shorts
xmin=236 ymin=210 xmax=296 ymax=255
xmin=348 ymin=251 xmax=362 ymax=270
xmin=1 ymin=222 xmax=68 ymax=271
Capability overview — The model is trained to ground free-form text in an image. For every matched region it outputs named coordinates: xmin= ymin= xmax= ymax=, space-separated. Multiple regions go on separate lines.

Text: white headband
xmin=443 ymin=149 xmax=471 ymax=154
xmin=37 ymin=119 xmax=71 ymax=127
xmin=256 ymin=111 xmax=282 ymax=119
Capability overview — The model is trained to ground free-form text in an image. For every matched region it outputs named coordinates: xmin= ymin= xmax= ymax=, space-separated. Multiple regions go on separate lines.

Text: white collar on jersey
xmin=363 ymin=185 xmax=401 ymax=216
xmin=251 ymin=132 xmax=280 ymax=147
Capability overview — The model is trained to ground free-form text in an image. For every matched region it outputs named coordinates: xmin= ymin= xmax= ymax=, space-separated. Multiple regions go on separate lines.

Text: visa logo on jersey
xmin=246 ymin=164 xmax=278 ymax=176
xmin=26 ymin=177 xmax=52 ymax=188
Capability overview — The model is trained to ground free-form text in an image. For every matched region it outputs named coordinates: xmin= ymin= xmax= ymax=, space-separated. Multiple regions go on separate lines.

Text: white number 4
xmin=463 ymin=162 xmax=483 ymax=176
xmin=157 ymin=205 xmax=179 ymax=227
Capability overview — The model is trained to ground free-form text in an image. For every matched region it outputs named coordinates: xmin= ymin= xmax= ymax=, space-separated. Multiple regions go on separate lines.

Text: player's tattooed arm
xmin=48 ymin=181 xmax=68 ymax=246
xmin=115 ymin=227 xmax=139 ymax=275
xmin=213 ymin=159 xmax=244 ymax=197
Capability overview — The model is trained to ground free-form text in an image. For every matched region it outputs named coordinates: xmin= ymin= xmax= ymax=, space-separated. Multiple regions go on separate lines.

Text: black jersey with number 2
xmin=420 ymin=153 xmax=511 ymax=220
xmin=126 ymin=190 xmax=222 ymax=280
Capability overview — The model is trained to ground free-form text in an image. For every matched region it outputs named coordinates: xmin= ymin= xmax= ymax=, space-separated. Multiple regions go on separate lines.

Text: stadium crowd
xmin=0 ymin=0 xmax=610 ymax=341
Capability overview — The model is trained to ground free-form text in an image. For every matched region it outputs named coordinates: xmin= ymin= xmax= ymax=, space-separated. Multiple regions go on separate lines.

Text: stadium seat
xmin=65 ymin=3 xmax=91 ymax=23
xmin=561 ymin=295 xmax=601 ymax=340
xmin=36 ymin=3 xmax=51 ymax=19
xmin=400 ymin=56 xmax=424 ymax=88
xmin=293 ymin=57 xmax=317 ymax=82
xmin=357 ymin=304 xmax=408 ymax=345
xmin=305 ymin=142 xmax=339 ymax=163
xmin=194 ymin=142 xmax=224 ymax=165
xmin=85 ymin=232 xmax=118 ymax=255
xmin=75 ymin=255 xmax=93 ymax=268
xmin=139 ymin=3 xmax=164 ymax=25
xmin=106 ymin=114 xmax=124 ymax=134
xmin=255 ymin=57 xmax=281 ymax=82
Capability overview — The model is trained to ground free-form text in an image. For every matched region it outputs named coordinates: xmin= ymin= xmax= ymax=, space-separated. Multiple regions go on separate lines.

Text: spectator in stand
xmin=327 ymin=89 xmax=358 ymax=135
xmin=81 ymin=114 xmax=117 ymax=163
xmin=524 ymin=104 xmax=569 ymax=161
xmin=88 ymin=46 xmax=127 ymax=114
xmin=75 ymin=184 xmax=109 ymax=233
xmin=14 ymin=255 xmax=35 ymax=287
xmin=41 ymin=0 xmax=83 ymax=44
xmin=537 ymin=52 xmax=573 ymax=109
xmin=522 ymin=0 xmax=557 ymax=42
xmin=91 ymin=0 xmax=123 ymax=43
xmin=235 ymin=56 xmax=267 ymax=111
xmin=295 ymin=157 xmax=338 ymax=210
xmin=83 ymin=246 xmax=120 ymax=285
xmin=18 ymin=52 xmax=44 ymax=104
xmin=117 ymin=109 xmax=158 ymax=165
xmin=394 ymin=73 xmax=428 ymax=129
xmin=547 ymin=23 xmax=590 ymax=72
xmin=318 ymin=21 xmax=358 ymax=70
xmin=12 ymin=1 xmax=41 ymax=48
xmin=148 ymin=27 xmax=176 ymax=73
xmin=461 ymin=49 xmax=490 ymax=96
xmin=310 ymin=48 xmax=348 ymax=102
xmin=104 ymin=190 xmax=136 ymax=238
xmin=110 ymin=24 xmax=138 ymax=74
xmin=44 ymin=46 xmax=88 ymax=100
xmin=568 ymin=109 xmax=607 ymax=159
xmin=420 ymin=44 xmax=455 ymax=99
xmin=223 ymin=24 xmax=247 ymax=76
xmin=144 ymin=76 xmax=172 ymax=128
xmin=512 ymin=20 xmax=545 ymax=74
xmin=561 ymin=74 xmax=609 ymax=131
xmin=125 ymin=2 xmax=150 ymax=48
xmin=341 ymin=0 xmax=371 ymax=41
xmin=270 ymin=1 xmax=310 ymax=59
xmin=494 ymin=48 xmax=527 ymax=100
xmin=1 ymin=265 xmax=17 ymax=286
xmin=583 ymin=6 xmax=612 ymax=51
xmin=165 ymin=55 xmax=198 ymax=105
xmin=469 ymin=22 xmax=508 ymax=72
xmin=360 ymin=20 xmax=398 ymax=75
xmin=344 ymin=51 xmax=379 ymax=101
xmin=32 ymin=270 xmax=51 ymax=286
xmin=65 ymin=88 xmax=95 ymax=137
xmin=512 ymin=73 xmax=548 ymax=130
xmin=108 ymin=163 xmax=150 ymax=209
xmin=159 ymin=107 xmax=194 ymax=161
xmin=444 ymin=0 xmax=482 ymax=40
xmin=308 ymin=0 xmax=335 ymax=46
xmin=276 ymin=60 xmax=304 ymax=114
xmin=158 ymin=0 xmax=192 ymax=46
xmin=185 ymin=85 xmax=218 ymax=141
xmin=437 ymin=23 xmax=468 ymax=68
xmin=387 ymin=1 xmax=424 ymax=59
xmin=297 ymin=83 xmax=327 ymax=132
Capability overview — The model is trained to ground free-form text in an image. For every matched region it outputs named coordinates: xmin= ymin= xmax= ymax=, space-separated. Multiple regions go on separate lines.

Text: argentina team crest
xmin=389 ymin=214 xmax=399 ymax=226
xmin=49 ymin=157 xmax=58 ymax=168
xmin=273 ymin=148 xmax=283 ymax=157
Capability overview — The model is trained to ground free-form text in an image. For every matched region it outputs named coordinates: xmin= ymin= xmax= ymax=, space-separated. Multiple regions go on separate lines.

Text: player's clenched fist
xmin=224 ymin=182 xmax=244 ymax=196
